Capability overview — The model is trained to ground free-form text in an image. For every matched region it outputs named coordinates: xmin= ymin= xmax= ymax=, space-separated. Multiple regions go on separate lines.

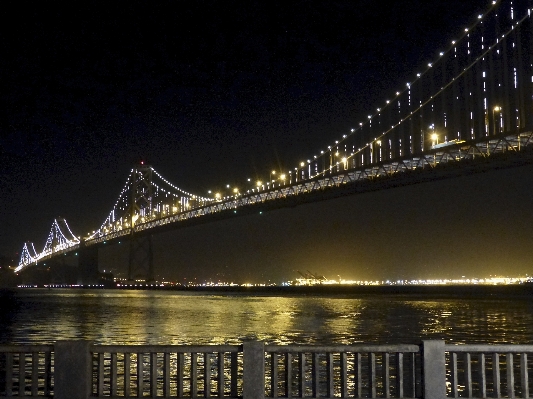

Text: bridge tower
xmin=128 ymin=163 xmax=154 ymax=282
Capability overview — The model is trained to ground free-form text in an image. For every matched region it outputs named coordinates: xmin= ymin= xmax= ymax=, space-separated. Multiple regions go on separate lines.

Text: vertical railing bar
xmin=230 ymin=352 xmax=238 ymax=398
xmin=465 ymin=352 xmax=472 ymax=398
xmin=205 ymin=352 xmax=211 ymax=398
xmin=451 ymin=352 xmax=458 ymax=398
xmin=383 ymin=352 xmax=390 ymax=398
xmin=19 ymin=351 xmax=26 ymax=396
xmin=327 ymin=352 xmax=334 ymax=398
xmin=356 ymin=352 xmax=362 ymax=398
xmin=163 ymin=352 xmax=170 ymax=398
xmin=6 ymin=352 xmax=13 ymax=396
xmin=44 ymin=351 xmax=52 ymax=397
xmin=410 ymin=352 xmax=417 ymax=398
xmin=286 ymin=352 xmax=293 ymax=398
xmin=150 ymin=352 xmax=157 ymax=398
xmin=369 ymin=352 xmax=376 ymax=398
xmin=520 ymin=353 xmax=529 ymax=399
xmin=111 ymin=352 xmax=118 ymax=397
xmin=341 ymin=352 xmax=348 ymax=399
xmin=272 ymin=352 xmax=279 ymax=398
xmin=191 ymin=352 xmax=198 ymax=398
xmin=177 ymin=352 xmax=185 ymax=397
xmin=493 ymin=353 xmax=501 ymax=399
xmin=507 ymin=353 xmax=515 ymax=398
xmin=479 ymin=353 xmax=487 ymax=399
xmin=137 ymin=352 xmax=144 ymax=398
xmin=97 ymin=352 xmax=105 ymax=396
xmin=299 ymin=352 xmax=306 ymax=398
xmin=396 ymin=352 xmax=404 ymax=399
xmin=312 ymin=353 xmax=319 ymax=398
xmin=217 ymin=352 xmax=224 ymax=398
xmin=31 ymin=352 xmax=38 ymax=396
xmin=124 ymin=352 xmax=131 ymax=397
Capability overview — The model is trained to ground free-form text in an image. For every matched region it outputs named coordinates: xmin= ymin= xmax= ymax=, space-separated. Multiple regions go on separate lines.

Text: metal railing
xmin=0 ymin=345 xmax=53 ymax=398
xmin=264 ymin=344 xmax=421 ymax=398
xmin=445 ymin=344 xmax=533 ymax=398
xmin=2 ymin=341 xmax=533 ymax=398
xmin=91 ymin=345 xmax=241 ymax=398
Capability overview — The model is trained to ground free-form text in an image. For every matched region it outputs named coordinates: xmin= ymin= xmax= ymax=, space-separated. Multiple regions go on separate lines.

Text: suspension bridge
xmin=15 ymin=0 xmax=533 ymax=283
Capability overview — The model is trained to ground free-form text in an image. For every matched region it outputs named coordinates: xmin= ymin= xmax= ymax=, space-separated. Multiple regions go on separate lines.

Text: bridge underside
xmin=18 ymin=245 xmax=103 ymax=286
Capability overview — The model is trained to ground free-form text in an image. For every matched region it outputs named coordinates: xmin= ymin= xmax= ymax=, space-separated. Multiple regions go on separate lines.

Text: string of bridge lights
xmin=16 ymin=220 xmax=80 ymax=272
xmin=88 ymin=169 xmax=135 ymax=239
xmin=218 ymin=0 xmax=510 ymax=192
xmin=44 ymin=220 xmax=80 ymax=250
xmin=89 ymin=167 xmax=214 ymax=239
xmin=218 ymin=0 xmax=501 ymax=190
xmin=59 ymin=219 xmax=80 ymax=244
xmin=151 ymin=167 xmax=212 ymax=202
xmin=277 ymin=1 xmax=517 ymax=189
xmin=17 ymin=242 xmax=38 ymax=269
xmin=283 ymin=0 xmax=515 ymax=184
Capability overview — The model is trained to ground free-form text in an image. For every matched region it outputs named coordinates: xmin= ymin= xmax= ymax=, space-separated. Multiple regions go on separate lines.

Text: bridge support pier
xmin=128 ymin=233 xmax=154 ymax=282
xmin=78 ymin=245 xmax=99 ymax=285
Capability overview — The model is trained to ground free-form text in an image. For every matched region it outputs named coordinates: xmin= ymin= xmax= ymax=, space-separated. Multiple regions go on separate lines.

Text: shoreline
xmin=7 ymin=282 xmax=533 ymax=298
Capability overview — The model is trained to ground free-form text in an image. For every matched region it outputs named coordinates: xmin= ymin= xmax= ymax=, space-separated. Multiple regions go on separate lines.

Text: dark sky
xmin=3 ymin=0 xmax=531 ymax=282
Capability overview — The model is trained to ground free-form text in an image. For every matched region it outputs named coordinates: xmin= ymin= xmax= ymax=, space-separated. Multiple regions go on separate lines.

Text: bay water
xmin=1 ymin=288 xmax=532 ymax=346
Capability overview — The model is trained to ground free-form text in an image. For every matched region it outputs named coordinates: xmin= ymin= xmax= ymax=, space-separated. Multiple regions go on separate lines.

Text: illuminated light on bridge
xmin=14 ymin=0 xmax=533 ymax=280
xmin=15 ymin=219 xmax=80 ymax=272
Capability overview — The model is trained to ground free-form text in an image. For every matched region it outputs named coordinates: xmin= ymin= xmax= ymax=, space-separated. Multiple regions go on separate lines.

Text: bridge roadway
xmin=30 ymin=129 xmax=533 ymax=266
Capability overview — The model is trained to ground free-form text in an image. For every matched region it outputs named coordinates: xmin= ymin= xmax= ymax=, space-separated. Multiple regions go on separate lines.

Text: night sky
xmin=2 ymin=0 xmax=532 ymax=283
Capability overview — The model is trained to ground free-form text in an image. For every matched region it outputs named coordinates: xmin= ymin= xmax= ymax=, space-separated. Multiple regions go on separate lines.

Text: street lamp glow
xmin=431 ymin=133 xmax=438 ymax=141
xmin=493 ymin=106 xmax=502 ymax=135
xmin=256 ymin=181 xmax=262 ymax=187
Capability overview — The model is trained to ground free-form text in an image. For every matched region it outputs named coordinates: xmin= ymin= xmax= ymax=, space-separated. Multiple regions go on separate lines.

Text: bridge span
xmin=14 ymin=0 xmax=533 ymax=283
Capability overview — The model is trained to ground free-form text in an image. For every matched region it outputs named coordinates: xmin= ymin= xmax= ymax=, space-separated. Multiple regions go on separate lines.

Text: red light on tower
xmin=140 ymin=160 xmax=144 ymax=165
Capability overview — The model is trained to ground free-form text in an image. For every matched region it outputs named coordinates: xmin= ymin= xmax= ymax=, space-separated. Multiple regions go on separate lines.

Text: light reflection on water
xmin=1 ymin=289 xmax=532 ymax=345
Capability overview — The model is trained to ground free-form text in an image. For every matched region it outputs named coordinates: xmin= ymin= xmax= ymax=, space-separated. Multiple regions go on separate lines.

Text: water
xmin=1 ymin=288 xmax=532 ymax=345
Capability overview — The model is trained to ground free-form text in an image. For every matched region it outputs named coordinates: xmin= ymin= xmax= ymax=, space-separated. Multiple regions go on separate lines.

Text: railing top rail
xmin=445 ymin=344 xmax=533 ymax=353
xmin=0 ymin=344 xmax=54 ymax=352
xmin=91 ymin=344 xmax=242 ymax=353
xmin=265 ymin=344 xmax=420 ymax=353
xmin=101 ymin=397 xmax=241 ymax=399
